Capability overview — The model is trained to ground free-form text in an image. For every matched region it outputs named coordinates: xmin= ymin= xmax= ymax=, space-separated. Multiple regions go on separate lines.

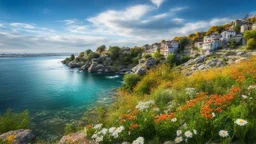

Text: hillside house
xmin=252 ymin=22 xmax=256 ymax=31
xmin=233 ymin=19 xmax=243 ymax=27
xmin=160 ymin=40 xmax=178 ymax=57
xmin=194 ymin=42 xmax=204 ymax=49
xmin=221 ymin=30 xmax=236 ymax=42
xmin=241 ymin=23 xmax=252 ymax=33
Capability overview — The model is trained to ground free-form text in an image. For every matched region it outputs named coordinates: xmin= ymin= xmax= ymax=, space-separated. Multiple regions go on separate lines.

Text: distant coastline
xmin=0 ymin=53 xmax=77 ymax=57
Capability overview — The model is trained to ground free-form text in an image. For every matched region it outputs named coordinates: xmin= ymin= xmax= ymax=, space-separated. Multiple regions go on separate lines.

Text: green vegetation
xmin=243 ymin=30 xmax=256 ymax=40
xmin=122 ymin=74 xmax=141 ymax=91
xmin=246 ymin=38 xmax=256 ymax=50
xmin=70 ymin=54 xmax=75 ymax=61
xmin=166 ymin=53 xmax=176 ymax=67
xmin=178 ymin=37 xmax=190 ymax=52
xmin=0 ymin=109 xmax=30 ymax=134
xmin=84 ymin=57 xmax=256 ymax=143
xmin=109 ymin=46 xmax=121 ymax=60
xmin=97 ymin=45 xmax=106 ymax=53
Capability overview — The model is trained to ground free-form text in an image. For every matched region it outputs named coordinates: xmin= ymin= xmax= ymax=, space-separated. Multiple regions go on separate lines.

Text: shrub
xmin=166 ymin=53 xmax=176 ymax=67
xmin=70 ymin=54 xmax=75 ymax=61
xmin=143 ymin=54 xmax=152 ymax=59
xmin=246 ymin=38 xmax=256 ymax=50
xmin=0 ymin=109 xmax=30 ymax=134
xmin=64 ymin=122 xmax=79 ymax=135
xmin=123 ymin=74 xmax=141 ymax=91
xmin=153 ymin=89 xmax=174 ymax=106
xmin=109 ymin=46 xmax=121 ymax=60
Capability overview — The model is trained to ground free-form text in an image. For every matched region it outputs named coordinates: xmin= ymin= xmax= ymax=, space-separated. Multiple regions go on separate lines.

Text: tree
xmin=178 ymin=37 xmax=190 ymax=52
xmin=166 ymin=53 xmax=176 ymax=67
xmin=87 ymin=52 xmax=99 ymax=61
xmin=243 ymin=30 xmax=256 ymax=40
xmin=70 ymin=54 xmax=75 ymax=61
xmin=123 ymin=74 xmax=141 ymax=91
xmin=229 ymin=39 xmax=237 ymax=49
xmin=79 ymin=52 xmax=85 ymax=58
xmin=85 ymin=49 xmax=92 ymax=55
xmin=109 ymin=46 xmax=121 ymax=60
xmin=247 ymin=38 xmax=256 ymax=50
xmin=96 ymin=45 xmax=106 ymax=53
xmin=234 ymin=25 xmax=241 ymax=34
xmin=152 ymin=50 xmax=163 ymax=62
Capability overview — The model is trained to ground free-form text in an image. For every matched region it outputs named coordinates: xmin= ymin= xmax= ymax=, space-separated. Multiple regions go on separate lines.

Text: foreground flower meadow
xmin=84 ymin=57 xmax=256 ymax=144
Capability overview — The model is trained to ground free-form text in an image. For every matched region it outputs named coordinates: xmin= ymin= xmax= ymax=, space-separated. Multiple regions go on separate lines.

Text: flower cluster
xmin=91 ymin=125 xmax=125 ymax=142
xmin=135 ymin=100 xmax=155 ymax=112
xmin=154 ymin=112 xmax=176 ymax=123
xmin=132 ymin=137 xmax=144 ymax=144
xmin=185 ymin=88 xmax=197 ymax=98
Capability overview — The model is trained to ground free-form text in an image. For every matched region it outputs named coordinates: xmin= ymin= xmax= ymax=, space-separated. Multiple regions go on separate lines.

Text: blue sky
xmin=0 ymin=0 xmax=256 ymax=53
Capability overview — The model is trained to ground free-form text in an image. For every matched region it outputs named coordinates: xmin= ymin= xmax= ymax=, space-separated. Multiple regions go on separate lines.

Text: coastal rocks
xmin=206 ymin=59 xmax=226 ymax=67
xmin=80 ymin=61 xmax=90 ymax=70
xmin=59 ymin=131 xmax=95 ymax=144
xmin=88 ymin=63 xmax=104 ymax=72
xmin=135 ymin=66 xmax=146 ymax=75
xmin=0 ymin=129 xmax=35 ymax=144
xmin=68 ymin=61 xmax=83 ymax=68
xmin=144 ymin=57 xmax=156 ymax=68
xmin=193 ymin=55 xmax=206 ymax=64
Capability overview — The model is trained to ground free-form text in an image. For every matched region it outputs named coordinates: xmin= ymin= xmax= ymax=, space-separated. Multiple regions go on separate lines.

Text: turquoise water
xmin=0 ymin=56 xmax=123 ymax=140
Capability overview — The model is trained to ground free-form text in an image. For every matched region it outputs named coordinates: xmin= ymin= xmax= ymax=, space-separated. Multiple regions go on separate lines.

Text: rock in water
xmin=59 ymin=131 xmax=95 ymax=144
xmin=88 ymin=63 xmax=104 ymax=72
xmin=80 ymin=61 xmax=90 ymax=70
xmin=0 ymin=129 xmax=34 ymax=144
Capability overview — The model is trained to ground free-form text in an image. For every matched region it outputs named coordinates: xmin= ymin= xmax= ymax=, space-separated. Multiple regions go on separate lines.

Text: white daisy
xmin=101 ymin=128 xmax=108 ymax=135
xmin=176 ymin=130 xmax=182 ymax=136
xmin=93 ymin=124 xmax=102 ymax=129
xmin=219 ymin=130 xmax=229 ymax=137
xmin=95 ymin=136 xmax=103 ymax=142
xmin=153 ymin=107 xmax=160 ymax=112
xmin=235 ymin=119 xmax=248 ymax=126
xmin=171 ymin=118 xmax=177 ymax=122
xmin=193 ymin=129 xmax=197 ymax=135
xmin=91 ymin=133 xmax=97 ymax=139
xmin=109 ymin=127 xmax=116 ymax=133
xmin=136 ymin=137 xmax=144 ymax=144
xmin=242 ymin=95 xmax=248 ymax=99
xmin=184 ymin=131 xmax=193 ymax=138
xmin=174 ymin=136 xmax=183 ymax=143
xmin=212 ymin=112 xmax=216 ymax=118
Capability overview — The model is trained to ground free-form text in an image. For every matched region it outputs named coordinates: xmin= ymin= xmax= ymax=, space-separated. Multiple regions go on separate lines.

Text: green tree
xmin=247 ymin=38 xmax=256 ymax=50
xmin=109 ymin=46 xmax=121 ymax=60
xmin=229 ymin=39 xmax=237 ymax=49
xmin=178 ymin=37 xmax=190 ymax=52
xmin=243 ymin=30 xmax=256 ymax=40
xmin=234 ymin=25 xmax=241 ymax=34
xmin=166 ymin=53 xmax=176 ymax=67
xmin=96 ymin=45 xmax=106 ymax=53
xmin=123 ymin=74 xmax=141 ymax=91
xmin=87 ymin=52 xmax=99 ymax=61
xmin=85 ymin=49 xmax=93 ymax=55
xmin=152 ymin=50 xmax=163 ymax=62
xmin=70 ymin=54 xmax=75 ymax=61
xmin=79 ymin=52 xmax=85 ymax=58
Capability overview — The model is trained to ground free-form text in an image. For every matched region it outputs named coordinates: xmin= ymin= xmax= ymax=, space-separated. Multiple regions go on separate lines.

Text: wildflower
xmin=136 ymin=100 xmax=155 ymax=112
xmin=153 ymin=107 xmax=160 ymax=112
xmin=242 ymin=95 xmax=248 ymax=99
xmin=109 ymin=127 xmax=116 ymax=133
xmin=95 ymin=136 xmax=103 ymax=142
xmin=176 ymin=130 xmax=182 ymax=136
xmin=248 ymin=85 xmax=256 ymax=90
xmin=212 ymin=112 xmax=216 ymax=118
xmin=249 ymin=97 xmax=253 ymax=100
xmin=101 ymin=128 xmax=108 ymax=135
xmin=116 ymin=126 xmax=125 ymax=133
xmin=112 ymin=130 xmax=119 ymax=139
xmin=93 ymin=124 xmax=102 ymax=129
xmin=235 ymin=119 xmax=248 ymax=126
xmin=184 ymin=131 xmax=193 ymax=138
xmin=91 ymin=134 xmax=97 ymax=139
xmin=132 ymin=137 xmax=144 ymax=144
xmin=193 ymin=129 xmax=197 ymax=135
xmin=171 ymin=118 xmax=177 ymax=122
xmin=185 ymin=88 xmax=197 ymax=98
xmin=174 ymin=136 xmax=183 ymax=143
xmin=219 ymin=130 xmax=229 ymax=137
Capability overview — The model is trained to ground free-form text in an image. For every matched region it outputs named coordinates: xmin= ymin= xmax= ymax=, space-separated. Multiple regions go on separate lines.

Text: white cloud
xmin=151 ymin=0 xmax=165 ymax=8
xmin=173 ymin=18 xmax=231 ymax=35
xmin=10 ymin=23 xmax=35 ymax=29
xmin=0 ymin=23 xmax=4 ymax=28
xmin=170 ymin=6 xmax=189 ymax=12
xmin=172 ymin=18 xmax=184 ymax=23
xmin=61 ymin=19 xmax=79 ymax=25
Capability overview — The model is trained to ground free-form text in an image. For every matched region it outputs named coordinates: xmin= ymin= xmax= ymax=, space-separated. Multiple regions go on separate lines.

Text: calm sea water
xmin=0 ymin=56 xmax=123 ymax=140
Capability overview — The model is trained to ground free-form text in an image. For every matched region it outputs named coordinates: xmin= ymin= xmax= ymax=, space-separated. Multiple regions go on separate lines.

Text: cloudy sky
xmin=0 ymin=0 xmax=255 ymax=53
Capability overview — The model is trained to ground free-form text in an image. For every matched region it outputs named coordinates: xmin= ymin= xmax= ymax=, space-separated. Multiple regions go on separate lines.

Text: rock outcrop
xmin=68 ymin=61 xmax=84 ymax=68
xmin=88 ymin=63 xmax=104 ymax=73
xmin=59 ymin=131 xmax=95 ymax=144
xmin=0 ymin=129 xmax=35 ymax=144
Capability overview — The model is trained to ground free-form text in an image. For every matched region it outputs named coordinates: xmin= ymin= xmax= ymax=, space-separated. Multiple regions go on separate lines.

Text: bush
xmin=246 ymin=38 xmax=256 ymax=50
xmin=166 ymin=53 xmax=176 ymax=67
xmin=123 ymin=74 xmax=141 ymax=91
xmin=109 ymin=46 xmax=121 ymax=60
xmin=0 ymin=109 xmax=30 ymax=134
xmin=153 ymin=89 xmax=174 ymax=106
xmin=143 ymin=54 xmax=152 ymax=59
xmin=64 ymin=122 xmax=79 ymax=135
xmin=70 ymin=54 xmax=75 ymax=61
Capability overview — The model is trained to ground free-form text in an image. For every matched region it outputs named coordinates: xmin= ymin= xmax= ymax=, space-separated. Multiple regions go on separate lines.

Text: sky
xmin=0 ymin=0 xmax=256 ymax=53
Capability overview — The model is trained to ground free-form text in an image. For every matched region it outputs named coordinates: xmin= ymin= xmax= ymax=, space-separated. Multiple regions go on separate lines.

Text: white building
xmin=241 ymin=23 xmax=252 ymax=33
xmin=161 ymin=40 xmax=178 ymax=57
xmin=252 ymin=22 xmax=256 ymax=31
xmin=221 ymin=30 xmax=236 ymax=42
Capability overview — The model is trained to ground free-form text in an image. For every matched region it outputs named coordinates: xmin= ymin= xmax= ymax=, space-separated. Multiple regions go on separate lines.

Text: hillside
xmin=56 ymin=48 xmax=256 ymax=144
